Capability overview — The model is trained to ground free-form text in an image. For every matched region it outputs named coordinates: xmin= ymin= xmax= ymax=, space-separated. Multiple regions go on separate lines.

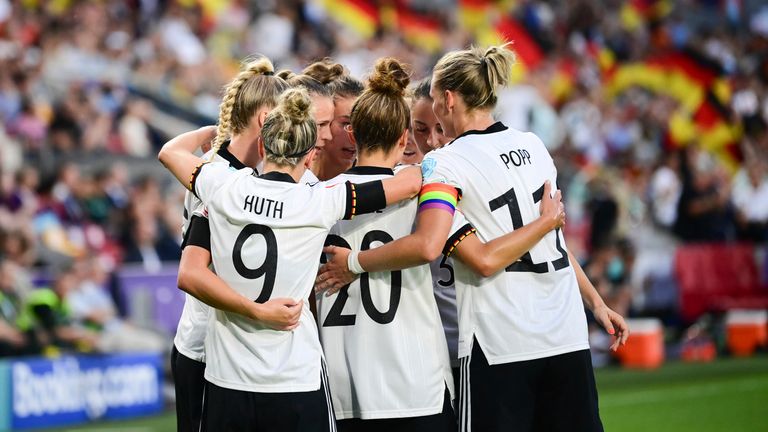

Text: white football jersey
xmin=318 ymin=166 xmax=454 ymax=420
xmin=422 ymin=122 xmax=589 ymax=364
xmin=301 ymin=167 xmax=321 ymax=185
xmin=193 ymin=162 xmax=354 ymax=393
xmin=430 ymin=210 xmax=475 ymax=368
xmin=175 ymin=143 xmax=248 ymax=362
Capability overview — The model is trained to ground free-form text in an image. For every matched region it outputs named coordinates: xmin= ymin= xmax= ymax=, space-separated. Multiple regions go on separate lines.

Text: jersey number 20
xmin=321 ymin=231 xmax=402 ymax=327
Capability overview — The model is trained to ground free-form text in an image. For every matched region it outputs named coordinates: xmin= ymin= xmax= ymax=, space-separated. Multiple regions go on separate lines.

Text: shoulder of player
xmin=200 ymin=163 xmax=257 ymax=194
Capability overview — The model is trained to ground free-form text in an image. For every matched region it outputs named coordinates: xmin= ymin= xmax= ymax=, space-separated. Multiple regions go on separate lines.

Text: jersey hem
xmin=173 ymin=341 xmax=205 ymax=363
xmin=461 ymin=342 xmax=590 ymax=365
xmin=334 ymin=403 xmax=444 ymax=420
xmin=204 ymin=372 xmax=321 ymax=394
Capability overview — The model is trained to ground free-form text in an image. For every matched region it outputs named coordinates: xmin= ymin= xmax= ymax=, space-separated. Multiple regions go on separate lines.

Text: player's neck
xmin=228 ymin=131 xmax=262 ymax=169
xmin=262 ymin=161 xmax=304 ymax=183
xmin=453 ymin=110 xmax=495 ymax=137
xmin=309 ymin=154 xmax=348 ymax=181
xmin=357 ymin=149 xmax=398 ymax=170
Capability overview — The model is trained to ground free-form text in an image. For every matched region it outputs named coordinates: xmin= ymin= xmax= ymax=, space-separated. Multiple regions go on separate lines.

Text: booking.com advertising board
xmin=0 ymin=353 xmax=163 ymax=430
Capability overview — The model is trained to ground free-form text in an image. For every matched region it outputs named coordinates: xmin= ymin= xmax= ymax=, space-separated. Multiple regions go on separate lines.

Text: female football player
xmin=318 ymin=45 xmax=628 ymax=432
xmin=317 ymin=57 xmax=455 ymax=432
xmin=172 ymin=56 xmax=290 ymax=432
xmin=159 ymin=87 xmax=421 ymax=432
xmin=303 ymin=60 xmax=364 ymax=180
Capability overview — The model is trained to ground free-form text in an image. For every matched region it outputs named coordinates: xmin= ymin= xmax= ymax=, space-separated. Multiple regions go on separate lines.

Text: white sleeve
xmin=191 ymin=161 xmax=234 ymax=205
xmin=320 ymin=181 xmax=352 ymax=228
xmin=421 ymin=151 xmax=462 ymax=191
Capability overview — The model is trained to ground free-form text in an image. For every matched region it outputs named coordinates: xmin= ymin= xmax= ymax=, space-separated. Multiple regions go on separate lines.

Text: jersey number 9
xmin=232 ymin=224 xmax=278 ymax=303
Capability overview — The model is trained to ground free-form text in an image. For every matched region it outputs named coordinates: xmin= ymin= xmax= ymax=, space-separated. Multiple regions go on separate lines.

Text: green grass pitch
xmin=35 ymin=355 xmax=768 ymax=432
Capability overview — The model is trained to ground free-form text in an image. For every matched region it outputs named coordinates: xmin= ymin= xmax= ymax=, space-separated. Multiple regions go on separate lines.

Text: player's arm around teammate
xmin=160 ymin=127 xmax=303 ymax=329
xmin=317 ymin=182 xmax=565 ymax=287
xmin=160 ymin=134 xmax=419 ymax=322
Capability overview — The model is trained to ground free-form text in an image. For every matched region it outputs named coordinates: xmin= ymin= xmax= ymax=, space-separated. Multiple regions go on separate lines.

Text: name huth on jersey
xmin=243 ymin=194 xmax=284 ymax=219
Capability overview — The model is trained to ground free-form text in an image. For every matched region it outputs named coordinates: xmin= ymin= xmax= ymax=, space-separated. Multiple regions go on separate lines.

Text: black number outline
xmin=232 ymin=224 xmax=278 ymax=303
xmin=437 ymin=255 xmax=455 ymax=287
xmin=321 ymin=231 xmax=402 ymax=327
xmin=488 ymin=183 xmax=570 ymax=274
xmin=321 ymin=235 xmax=357 ymax=327
xmin=359 ymin=230 xmax=402 ymax=324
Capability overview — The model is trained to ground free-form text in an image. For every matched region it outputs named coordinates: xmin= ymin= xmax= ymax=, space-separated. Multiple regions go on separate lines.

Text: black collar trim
xmin=452 ymin=121 xmax=508 ymax=142
xmin=259 ymin=171 xmax=297 ymax=183
xmin=218 ymin=141 xmax=249 ymax=171
xmin=345 ymin=166 xmax=394 ymax=176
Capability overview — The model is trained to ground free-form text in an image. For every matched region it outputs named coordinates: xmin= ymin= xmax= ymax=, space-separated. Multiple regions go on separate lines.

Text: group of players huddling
xmin=158 ymin=43 xmax=630 ymax=432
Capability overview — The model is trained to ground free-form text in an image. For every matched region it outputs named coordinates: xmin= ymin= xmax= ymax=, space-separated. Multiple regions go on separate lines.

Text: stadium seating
xmin=674 ymin=244 xmax=768 ymax=324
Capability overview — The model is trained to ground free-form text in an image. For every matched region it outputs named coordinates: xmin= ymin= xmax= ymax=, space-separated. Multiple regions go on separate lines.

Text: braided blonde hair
xmin=210 ymin=56 xmax=289 ymax=159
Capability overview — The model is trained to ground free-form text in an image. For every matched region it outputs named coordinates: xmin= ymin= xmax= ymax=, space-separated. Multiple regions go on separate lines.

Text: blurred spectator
xmin=118 ymin=98 xmax=153 ymax=158
xmin=649 ymin=151 xmax=682 ymax=230
xmin=68 ymin=257 xmax=165 ymax=353
xmin=673 ymin=146 xmax=733 ymax=242
xmin=587 ymin=177 xmax=619 ymax=251
xmin=123 ymin=217 xmax=180 ymax=273
xmin=731 ymin=159 xmax=768 ymax=242
xmin=0 ymin=258 xmax=38 ymax=356
xmin=23 ymin=267 xmax=99 ymax=353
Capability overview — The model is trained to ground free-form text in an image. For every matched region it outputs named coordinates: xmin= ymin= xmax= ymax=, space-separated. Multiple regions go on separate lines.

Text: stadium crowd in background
xmin=0 ymin=0 xmax=767 ymax=360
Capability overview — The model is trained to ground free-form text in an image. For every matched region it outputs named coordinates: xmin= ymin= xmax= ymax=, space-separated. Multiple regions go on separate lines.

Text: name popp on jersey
xmin=500 ymin=148 xmax=533 ymax=169
xmin=243 ymin=195 xmax=284 ymax=219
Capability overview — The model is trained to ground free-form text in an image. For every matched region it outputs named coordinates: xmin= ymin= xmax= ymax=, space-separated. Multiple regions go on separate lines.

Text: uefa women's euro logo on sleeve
xmin=421 ymin=157 xmax=436 ymax=179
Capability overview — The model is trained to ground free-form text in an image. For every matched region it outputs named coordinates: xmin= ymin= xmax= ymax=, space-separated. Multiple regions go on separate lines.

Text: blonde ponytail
xmin=432 ymin=43 xmax=516 ymax=111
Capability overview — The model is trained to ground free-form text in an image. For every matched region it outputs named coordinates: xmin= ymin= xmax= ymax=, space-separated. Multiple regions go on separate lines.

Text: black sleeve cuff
xmin=345 ymin=180 xmax=387 ymax=219
xmin=181 ymin=215 xmax=211 ymax=251
xmin=189 ymin=162 xmax=207 ymax=199
xmin=443 ymin=223 xmax=476 ymax=257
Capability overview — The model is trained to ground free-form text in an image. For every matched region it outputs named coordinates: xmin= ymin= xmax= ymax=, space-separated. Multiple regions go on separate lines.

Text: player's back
xmin=197 ymin=164 xmax=349 ymax=393
xmin=422 ymin=122 xmax=588 ymax=364
xmin=318 ymin=167 xmax=453 ymax=420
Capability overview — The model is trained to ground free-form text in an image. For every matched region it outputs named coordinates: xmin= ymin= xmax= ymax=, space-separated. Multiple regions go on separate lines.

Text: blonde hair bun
xmin=279 ymin=87 xmax=313 ymax=124
xmin=243 ymin=56 xmax=275 ymax=76
xmin=368 ymin=57 xmax=410 ymax=97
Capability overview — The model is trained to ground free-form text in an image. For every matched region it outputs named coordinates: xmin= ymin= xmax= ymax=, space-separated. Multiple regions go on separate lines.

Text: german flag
xmin=476 ymin=16 xmax=543 ymax=83
xmin=458 ymin=0 xmax=491 ymax=31
xmin=458 ymin=0 xmax=518 ymax=29
xmin=606 ymin=49 xmax=740 ymax=169
xmin=388 ymin=5 xmax=443 ymax=53
xmin=318 ymin=0 xmax=379 ymax=38
xmin=550 ymin=58 xmax=578 ymax=105
xmin=620 ymin=0 xmax=673 ymax=30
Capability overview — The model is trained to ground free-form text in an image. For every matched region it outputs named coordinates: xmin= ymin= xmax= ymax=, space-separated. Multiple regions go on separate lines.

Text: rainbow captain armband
xmin=418 ymin=183 xmax=460 ymax=215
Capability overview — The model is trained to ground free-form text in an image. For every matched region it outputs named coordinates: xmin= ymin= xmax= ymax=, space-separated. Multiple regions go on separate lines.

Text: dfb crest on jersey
xmin=422 ymin=157 xmax=436 ymax=179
